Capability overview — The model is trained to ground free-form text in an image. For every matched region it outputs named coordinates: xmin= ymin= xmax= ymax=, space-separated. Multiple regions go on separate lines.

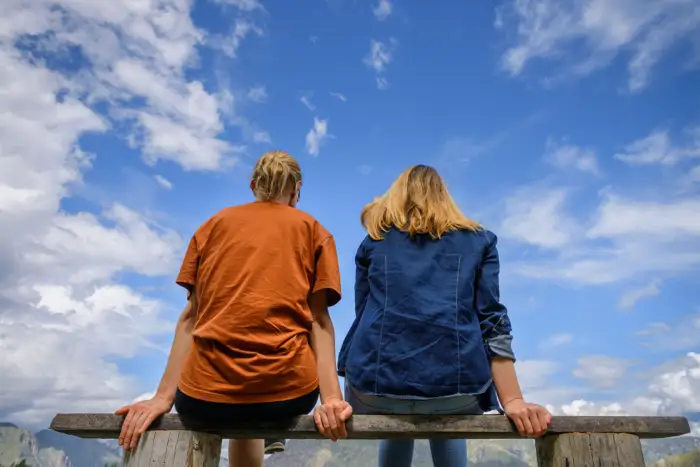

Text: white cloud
xmin=503 ymin=126 xmax=700 ymax=285
xmin=618 ymin=279 xmax=661 ymax=309
xmin=212 ymin=0 xmax=264 ymax=12
xmin=305 ymin=118 xmax=329 ymax=157
xmin=208 ymin=19 xmax=264 ymax=59
xmin=572 ymin=355 xmax=632 ymax=389
xmin=510 ymin=191 xmax=700 ymax=284
xmin=539 ymin=333 xmax=574 ymax=349
xmin=154 ymin=175 xmax=173 ymax=190
xmin=0 ymin=0 xmax=257 ymax=428
xmin=636 ymin=312 xmax=700 ymax=351
xmin=0 ymin=0 xmax=262 ymax=173
xmin=544 ymin=138 xmax=600 ymax=175
xmin=373 ymin=0 xmax=393 ymax=21
xmin=330 ymin=92 xmax=347 ymax=102
xmin=529 ymin=352 xmax=700 ymax=421
xmin=252 ymin=130 xmax=272 ymax=144
xmin=364 ymin=38 xmax=398 ymax=90
xmin=500 ymin=186 xmax=577 ymax=250
xmin=300 ymin=95 xmax=316 ymax=111
xmin=496 ymin=0 xmax=700 ymax=92
xmin=588 ymin=195 xmax=700 ymax=239
xmin=614 ymin=127 xmax=700 ymax=166
xmin=247 ymin=85 xmax=268 ymax=103
xmin=358 ymin=164 xmax=373 ymax=176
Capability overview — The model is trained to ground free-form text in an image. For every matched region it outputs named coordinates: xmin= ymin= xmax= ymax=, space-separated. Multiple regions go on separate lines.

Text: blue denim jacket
xmin=338 ymin=228 xmax=515 ymax=409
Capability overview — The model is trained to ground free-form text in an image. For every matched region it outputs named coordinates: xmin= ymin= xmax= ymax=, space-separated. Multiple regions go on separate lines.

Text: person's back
xmin=178 ymin=201 xmax=336 ymax=403
xmin=115 ymin=150 xmax=353 ymax=467
xmin=338 ymin=164 xmax=551 ymax=467
xmin=343 ymin=227 xmax=498 ymax=399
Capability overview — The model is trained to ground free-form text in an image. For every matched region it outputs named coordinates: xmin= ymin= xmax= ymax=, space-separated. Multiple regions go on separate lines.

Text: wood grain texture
xmin=49 ymin=413 xmax=690 ymax=440
xmin=535 ymin=433 xmax=645 ymax=467
xmin=122 ymin=431 xmax=221 ymax=467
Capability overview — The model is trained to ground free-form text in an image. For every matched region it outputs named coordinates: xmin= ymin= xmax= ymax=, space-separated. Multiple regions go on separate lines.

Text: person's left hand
xmin=313 ymin=397 xmax=353 ymax=442
xmin=503 ymin=398 xmax=551 ymax=438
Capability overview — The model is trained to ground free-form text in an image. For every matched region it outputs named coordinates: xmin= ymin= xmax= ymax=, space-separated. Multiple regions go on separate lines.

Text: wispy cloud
xmin=364 ymin=38 xmax=398 ymax=90
xmin=330 ymin=92 xmax=347 ymax=102
xmin=573 ymin=355 xmax=632 ymax=389
xmin=502 ymin=125 xmax=700 ymax=286
xmin=305 ymin=118 xmax=329 ymax=156
xmin=495 ymin=0 xmax=700 ymax=92
xmin=357 ymin=164 xmax=373 ymax=176
xmin=539 ymin=333 xmax=574 ymax=350
xmin=212 ymin=0 xmax=265 ymax=11
xmin=373 ymin=0 xmax=393 ymax=21
xmin=636 ymin=312 xmax=700 ymax=351
xmin=614 ymin=126 xmax=700 ymax=166
xmin=545 ymin=138 xmax=600 ymax=175
xmin=500 ymin=186 xmax=577 ymax=250
xmin=618 ymin=279 xmax=662 ymax=309
xmin=153 ymin=175 xmax=173 ymax=190
xmin=247 ymin=85 xmax=268 ymax=103
xmin=300 ymin=95 xmax=316 ymax=111
xmin=209 ymin=19 xmax=264 ymax=59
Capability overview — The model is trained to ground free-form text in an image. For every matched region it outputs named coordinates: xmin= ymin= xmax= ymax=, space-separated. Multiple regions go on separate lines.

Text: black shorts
xmin=174 ymin=387 xmax=319 ymax=424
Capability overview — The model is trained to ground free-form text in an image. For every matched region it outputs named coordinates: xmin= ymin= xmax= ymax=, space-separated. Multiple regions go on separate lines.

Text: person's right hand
xmin=115 ymin=396 xmax=173 ymax=451
xmin=313 ymin=397 xmax=353 ymax=442
xmin=503 ymin=398 xmax=551 ymax=438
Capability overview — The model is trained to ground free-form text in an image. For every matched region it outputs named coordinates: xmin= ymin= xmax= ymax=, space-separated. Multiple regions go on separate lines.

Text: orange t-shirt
xmin=175 ymin=201 xmax=342 ymax=404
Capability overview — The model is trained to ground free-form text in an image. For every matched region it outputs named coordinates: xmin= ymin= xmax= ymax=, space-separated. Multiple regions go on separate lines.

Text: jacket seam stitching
xmin=374 ymin=254 xmax=388 ymax=393
xmin=455 ymin=254 xmax=462 ymax=393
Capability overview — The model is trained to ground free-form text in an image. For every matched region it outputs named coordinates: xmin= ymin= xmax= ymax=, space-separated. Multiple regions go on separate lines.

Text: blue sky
xmin=0 ymin=0 xmax=699 ymax=431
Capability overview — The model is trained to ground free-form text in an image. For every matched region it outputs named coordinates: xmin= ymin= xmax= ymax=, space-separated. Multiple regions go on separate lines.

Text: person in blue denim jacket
xmin=338 ymin=165 xmax=551 ymax=467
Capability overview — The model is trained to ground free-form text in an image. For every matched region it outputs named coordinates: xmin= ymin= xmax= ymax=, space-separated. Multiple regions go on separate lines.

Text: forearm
xmin=154 ymin=302 xmax=195 ymax=404
xmin=491 ymin=357 xmax=524 ymax=407
xmin=310 ymin=318 xmax=343 ymax=403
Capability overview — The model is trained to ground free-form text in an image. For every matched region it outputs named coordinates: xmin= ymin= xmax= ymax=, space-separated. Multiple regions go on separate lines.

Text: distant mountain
xmin=2 ymin=421 xmax=700 ymax=467
xmin=34 ymin=431 xmax=120 ymax=467
xmin=0 ymin=425 xmax=70 ymax=467
xmin=653 ymin=449 xmax=700 ymax=467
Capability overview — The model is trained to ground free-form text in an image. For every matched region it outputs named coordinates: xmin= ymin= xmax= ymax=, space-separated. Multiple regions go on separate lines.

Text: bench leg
xmin=122 ymin=430 xmax=222 ymax=467
xmin=535 ymin=433 xmax=645 ymax=466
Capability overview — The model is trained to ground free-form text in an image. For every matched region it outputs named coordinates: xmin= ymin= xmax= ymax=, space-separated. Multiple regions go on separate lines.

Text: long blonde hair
xmin=362 ymin=165 xmax=481 ymax=240
xmin=251 ymin=150 xmax=302 ymax=201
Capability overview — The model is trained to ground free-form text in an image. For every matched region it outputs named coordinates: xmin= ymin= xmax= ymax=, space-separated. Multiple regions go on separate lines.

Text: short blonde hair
xmin=361 ymin=165 xmax=481 ymax=240
xmin=251 ymin=150 xmax=302 ymax=201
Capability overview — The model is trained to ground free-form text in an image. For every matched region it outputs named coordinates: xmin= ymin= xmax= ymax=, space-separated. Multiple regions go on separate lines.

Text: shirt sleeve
xmin=313 ymin=235 xmax=342 ymax=307
xmin=475 ymin=232 xmax=516 ymax=361
xmin=354 ymin=238 xmax=370 ymax=318
xmin=176 ymin=235 xmax=199 ymax=298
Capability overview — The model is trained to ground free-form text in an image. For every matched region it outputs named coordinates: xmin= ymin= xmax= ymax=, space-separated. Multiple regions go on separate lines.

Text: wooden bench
xmin=50 ymin=413 xmax=691 ymax=466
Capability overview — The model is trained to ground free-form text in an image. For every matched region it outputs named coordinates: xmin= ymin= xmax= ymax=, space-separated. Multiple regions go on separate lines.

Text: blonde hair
xmin=361 ymin=165 xmax=481 ymax=240
xmin=251 ymin=150 xmax=302 ymax=201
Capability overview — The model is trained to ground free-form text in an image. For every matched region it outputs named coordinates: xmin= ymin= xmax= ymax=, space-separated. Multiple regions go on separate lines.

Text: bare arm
xmin=491 ymin=357 xmax=524 ymax=407
xmin=116 ymin=294 xmax=197 ymax=450
xmin=308 ymin=291 xmax=343 ymax=403
xmin=153 ymin=294 xmax=197 ymax=404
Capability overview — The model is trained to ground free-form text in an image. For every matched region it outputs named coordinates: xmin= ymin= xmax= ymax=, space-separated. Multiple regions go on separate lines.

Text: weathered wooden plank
xmin=121 ymin=430 xmax=221 ymax=467
xmin=535 ymin=433 xmax=646 ymax=467
xmin=49 ymin=414 xmax=690 ymax=440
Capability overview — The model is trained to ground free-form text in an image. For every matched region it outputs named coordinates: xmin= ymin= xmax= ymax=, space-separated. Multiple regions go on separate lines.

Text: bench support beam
xmin=535 ymin=433 xmax=645 ymax=467
xmin=122 ymin=430 xmax=222 ymax=467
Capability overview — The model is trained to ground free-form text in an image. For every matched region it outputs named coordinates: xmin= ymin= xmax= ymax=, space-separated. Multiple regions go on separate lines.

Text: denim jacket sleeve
xmin=354 ymin=238 xmax=371 ymax=319
xmin=475 ymin=232 xmax=516 ymax=361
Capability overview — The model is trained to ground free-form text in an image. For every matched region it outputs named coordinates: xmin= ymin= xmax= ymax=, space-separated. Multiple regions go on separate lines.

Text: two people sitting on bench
xmin=114 ymin=150 xmax=550 ymax=467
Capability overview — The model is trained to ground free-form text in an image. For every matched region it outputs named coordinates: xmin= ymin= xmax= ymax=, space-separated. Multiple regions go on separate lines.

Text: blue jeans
xmin=344 ymin=382 xmax=482 ymax=467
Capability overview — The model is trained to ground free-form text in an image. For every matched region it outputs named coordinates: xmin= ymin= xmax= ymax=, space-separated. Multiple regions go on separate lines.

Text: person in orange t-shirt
xmin=115 ymin=150 xmax=353 ymax=467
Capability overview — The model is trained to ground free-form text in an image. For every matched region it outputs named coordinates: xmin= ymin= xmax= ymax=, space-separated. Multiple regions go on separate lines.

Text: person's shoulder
xmin=451 ymin=227 xmax=498 ymax=248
